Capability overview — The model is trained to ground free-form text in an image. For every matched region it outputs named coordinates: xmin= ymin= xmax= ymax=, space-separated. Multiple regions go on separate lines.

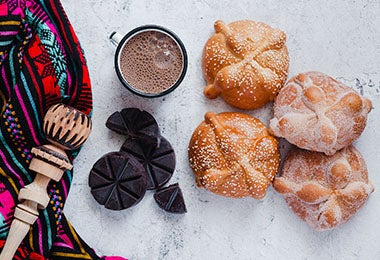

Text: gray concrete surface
xmin=63 ymin=0 xmax=380 ymax=259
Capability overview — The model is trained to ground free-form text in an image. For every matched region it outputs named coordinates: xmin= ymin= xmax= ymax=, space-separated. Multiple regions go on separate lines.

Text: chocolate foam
xmin=119 ymin=30 xmax=183 ymax=94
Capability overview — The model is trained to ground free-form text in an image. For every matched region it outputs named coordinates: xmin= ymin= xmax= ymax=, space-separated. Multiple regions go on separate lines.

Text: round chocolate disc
xmin=89 ymin=152 xmax=147 ymax=210
xmin=106 ymin=107 xmax=160 ymax=147
xmin=120 ymin=136 xmax=176 ymax=190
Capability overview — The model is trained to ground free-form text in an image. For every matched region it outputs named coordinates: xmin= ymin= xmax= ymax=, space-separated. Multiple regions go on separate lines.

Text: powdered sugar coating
xmin=188 ymin=112 xmax=279 ymax=199
xmin=273 ymin=146 xmax=373 ymax=231
xmin=269 ymin=71 xmax=372 ymax=155
xmin=202 ymin=20 xmax=289 ymax=110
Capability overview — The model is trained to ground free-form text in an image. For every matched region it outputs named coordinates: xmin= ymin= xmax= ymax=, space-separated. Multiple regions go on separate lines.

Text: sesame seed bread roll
xmin=269 ymin=72 xmax=372 ymax=155
xmin=188 ymin=112 xmax=280 ymax=199
xmin=202 ymin=20 xmax=289 ymax=110
xmin=273 ymin=146 xmax=373 ymax=231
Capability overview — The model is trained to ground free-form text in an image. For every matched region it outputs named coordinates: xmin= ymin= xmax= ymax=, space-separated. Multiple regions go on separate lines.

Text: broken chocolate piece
xmin=154 ymin=183 xmax=187 ymax=214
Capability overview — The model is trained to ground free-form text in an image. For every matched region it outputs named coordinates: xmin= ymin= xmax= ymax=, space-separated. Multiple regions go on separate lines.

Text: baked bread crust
xmin=269 ymin=72 xmax=372 ymax=155
xmin=202 ymin=20 xmax=289 ymax=110
xmin=273 ymin=146 xmax=373 ymax=231
xmin=188 ymin=112 xmax=279 ymax=199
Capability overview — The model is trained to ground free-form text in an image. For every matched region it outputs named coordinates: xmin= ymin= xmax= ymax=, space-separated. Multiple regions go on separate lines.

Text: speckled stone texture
xmin=63 ymin=0 xmax=380 ymax=259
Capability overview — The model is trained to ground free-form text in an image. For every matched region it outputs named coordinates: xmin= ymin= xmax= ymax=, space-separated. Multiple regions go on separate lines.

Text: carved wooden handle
xmin=0 ymin=104 xmax=91 ymax=260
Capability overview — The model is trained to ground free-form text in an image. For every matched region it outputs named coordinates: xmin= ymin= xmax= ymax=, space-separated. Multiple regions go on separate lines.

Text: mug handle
xmin=109 ymin=32 xmax=123 ymax=46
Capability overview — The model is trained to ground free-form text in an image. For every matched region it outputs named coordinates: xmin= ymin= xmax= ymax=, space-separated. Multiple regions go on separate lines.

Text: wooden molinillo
xmin=0 ymin=104 xmax=92 ymax=260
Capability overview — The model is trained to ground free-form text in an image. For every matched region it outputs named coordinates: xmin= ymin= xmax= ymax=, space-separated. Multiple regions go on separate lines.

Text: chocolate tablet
xmin=106 ymin=108 xmax=160 ymax=146
xmin=154 ymin=183 xmax=187 ymax=214
xmin=120 ymin=136 xmax=175 ymax=190
xmin=89 ymin=152 xmax=147 ymax=210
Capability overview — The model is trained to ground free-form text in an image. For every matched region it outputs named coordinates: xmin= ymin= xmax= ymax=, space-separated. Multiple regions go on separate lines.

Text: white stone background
xmin=62 ymin=0 xmax=380 ymax=259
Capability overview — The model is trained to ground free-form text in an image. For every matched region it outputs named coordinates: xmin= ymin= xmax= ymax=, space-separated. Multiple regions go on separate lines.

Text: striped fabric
xmin=0 ymin=0 xmax=125 ymax=259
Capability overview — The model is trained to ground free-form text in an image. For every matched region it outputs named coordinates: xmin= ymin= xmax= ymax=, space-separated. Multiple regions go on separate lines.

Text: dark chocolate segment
xmin=120 ymin=136 xmax=175 ymax=190
xmin=106 ymin=108 xmax=160 ymax=147
xmin=154 ymin=183 xmax=187 ymax=214
xmin=89 ymin=152 xmax=147 ymax=210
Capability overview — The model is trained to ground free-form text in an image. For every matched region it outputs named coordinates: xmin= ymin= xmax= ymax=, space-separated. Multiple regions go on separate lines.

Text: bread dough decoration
xmin=202 ymin=20 xmax=289 ymax=110
xmin=274 ymin=146 xmax=373 ymax=231
xmin=188 ymin=112 xmax=279 ymax=199
xmin=270 ymin=72 xmax=372 ymax=155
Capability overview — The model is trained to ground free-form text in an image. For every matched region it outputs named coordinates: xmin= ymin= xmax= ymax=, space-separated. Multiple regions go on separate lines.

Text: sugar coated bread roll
xmin=269 ymin=71 xmax=372 ymax=155
xmin=273 ymin=146 xmax=373 ymax=231
xmin=202 ymin=20 xmax=289 ymax=110
xmin=188 ymin=112 xmax=279 ymax=199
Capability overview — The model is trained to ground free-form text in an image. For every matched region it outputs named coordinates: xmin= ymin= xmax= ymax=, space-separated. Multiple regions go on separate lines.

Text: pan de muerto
xmin=269 ymin=72 xmax=372 ymax=155
xmin=188 ymin=112 xmax=279 ymax=199
xmin=273 ymin=146 xmax=373 ymax=231
xmin=202 ymin=20 xmax=289 ymax=110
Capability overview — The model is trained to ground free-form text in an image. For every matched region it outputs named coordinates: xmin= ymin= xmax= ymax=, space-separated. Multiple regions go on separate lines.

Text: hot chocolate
xmin=118 ymin=30 xmax=184 ymax=94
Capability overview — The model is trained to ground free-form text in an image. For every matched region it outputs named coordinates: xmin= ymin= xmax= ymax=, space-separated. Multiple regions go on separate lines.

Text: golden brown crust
xmin=188 ymin=112 xmax=280 ymax=199
xmin=269 ymin=71 xmax=372 ymax=155
xmin=273 ymin=146 xmax=373 ymax=231
xmin=202 ymin=20 xmax=289 ymax=110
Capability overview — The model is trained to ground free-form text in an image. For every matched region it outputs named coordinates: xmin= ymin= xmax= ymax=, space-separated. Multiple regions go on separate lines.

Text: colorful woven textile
xmin=0 ymin=0 xmax=125 ymax=259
